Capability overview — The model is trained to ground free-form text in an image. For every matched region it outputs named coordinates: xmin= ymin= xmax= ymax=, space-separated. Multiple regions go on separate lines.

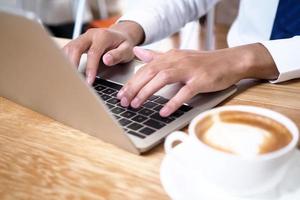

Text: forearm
xmin=230 ymin=43 xmax=279 ymax=81
xmin=236 ymin=36 xmax=300 ymax=83
xmin=110 ymin=21 xmax=145 ymax=46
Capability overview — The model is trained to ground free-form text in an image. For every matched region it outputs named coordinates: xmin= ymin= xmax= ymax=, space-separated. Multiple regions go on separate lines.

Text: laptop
xmin=0 ymin=11 xmax=237 ymax=154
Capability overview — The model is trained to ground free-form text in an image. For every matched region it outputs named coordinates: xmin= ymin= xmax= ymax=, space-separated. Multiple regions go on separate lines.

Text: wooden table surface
xmin=1 ymin=38 xmax=300 ymax=200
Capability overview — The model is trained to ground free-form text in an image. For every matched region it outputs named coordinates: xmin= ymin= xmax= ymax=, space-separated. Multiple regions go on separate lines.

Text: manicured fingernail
xmin=103 ymin=54 xmax=113 ymax=65
xmin=131 ymin=97 xmax=141 ymax=108
xmin=160 ymin=106 xmax=171 ymax=117
xmin=121 ymin=97 xmax=129 ymax=107
xmin=117 ymin=89 xmax=124 ymax=99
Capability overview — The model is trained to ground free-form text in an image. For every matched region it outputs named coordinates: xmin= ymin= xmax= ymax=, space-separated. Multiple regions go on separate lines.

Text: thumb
xmin=133 ymin=46 xmax=161 ymax=63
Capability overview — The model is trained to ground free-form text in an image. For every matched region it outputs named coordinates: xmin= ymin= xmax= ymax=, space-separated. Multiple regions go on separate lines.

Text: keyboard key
xmin=94 ymin=85 xmax=106 ymax=91
xmin=116 ymin=102 xmax=122 ymax=107
xmin=132 ymin=115 xmax=148 ymax=123
xmin=127 ymin=106 xmax=142 ymax=112
xmin=111 ymin=92 xmax=118 ymax=97
xmin=139 ymin=108 xmax=154 ymax=116
xmin=154 ymin=96 xmax=169 ymax=104
xmin=144 ymin=119 xmax=166 ymax=129
xmin=102 ymin=88 xmax=116 ymax=95
xmin=127 ymin=131 xmax=145 ymax=139
xmin=95 ymin=78 xmax=122 ymax=90
xmin=150 ymin=113 xmax=175 ymax=123
xmin=143 ymin=101 xmax=158 ymax=109
xmin=105 ymin=103 xmax=115 ymax=109
xmin=170 ymin=110 xmax=184 ymax=118
xmin=179 ymin=104 xmax=193 ymax=112
xmin=121 ymin=111 xmax=136 ymax=119
xmin=127 ymin=123 xmax=143 ymax=131
xmin=153 ymin=105 xmax=163 ymax=111
xmin=119 ymin=118 xmax=132 ymax=126
xmin=113 ymin=115 xmax=121 ymax=119
xmin=139 ymin=127 xmax=155 ymax=135
xmin=148 ymin=95 xmax=159 ymax=101
xmin=100 ymin=94 xmax=111 ymax=101
xmin=111 ymin=107 xmax=125 ymax=114
xmin=107 ymin=98 xmax=120 ymax=104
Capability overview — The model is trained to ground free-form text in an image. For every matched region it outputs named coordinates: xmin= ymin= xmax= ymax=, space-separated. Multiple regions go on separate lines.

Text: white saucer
xmin=160 ymin=142 xmax=300 ymax=200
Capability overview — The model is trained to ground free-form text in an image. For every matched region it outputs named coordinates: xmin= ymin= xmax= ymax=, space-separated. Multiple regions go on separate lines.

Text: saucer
xmin=160 ymin=142 xmax=300 ymax=200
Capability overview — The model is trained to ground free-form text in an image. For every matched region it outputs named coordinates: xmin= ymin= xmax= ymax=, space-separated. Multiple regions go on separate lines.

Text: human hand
xmin=117 ymin=44 xmax=279 ymax=117
xmin=63 ymin=21 xmax=145 ymax=85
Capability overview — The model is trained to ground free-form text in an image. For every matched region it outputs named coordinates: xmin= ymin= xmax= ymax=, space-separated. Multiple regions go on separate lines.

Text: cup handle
xmin=164 ymin=131 xmax=188 ymax=154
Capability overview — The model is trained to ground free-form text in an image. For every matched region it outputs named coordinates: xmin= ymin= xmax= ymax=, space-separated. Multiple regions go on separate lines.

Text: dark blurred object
xmin=46 ymin=15 xmax=120 ymax=38
xmin=199 ymin=15 xmax=206 ymax=26
xmin=46 ymin=22 xmax=89 ymax=38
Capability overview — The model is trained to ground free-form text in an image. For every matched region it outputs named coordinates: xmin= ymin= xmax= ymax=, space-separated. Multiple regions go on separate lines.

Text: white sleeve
xmin=118 ymin=0 xmax=219 ymax=45
xmin=261 ymin=36 xmax=300 ymax=83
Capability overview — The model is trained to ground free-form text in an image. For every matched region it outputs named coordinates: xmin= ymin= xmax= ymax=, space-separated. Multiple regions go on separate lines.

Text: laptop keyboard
xmin=93 ymin=78 xmax=193 ymax=139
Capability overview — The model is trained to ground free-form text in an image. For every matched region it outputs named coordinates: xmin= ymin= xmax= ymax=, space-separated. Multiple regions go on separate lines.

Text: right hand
xmin=63 ymin=22 xmax=145 ymax=85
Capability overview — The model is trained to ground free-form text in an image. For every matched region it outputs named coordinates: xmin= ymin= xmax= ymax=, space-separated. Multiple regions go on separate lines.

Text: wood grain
xmin=223 ymin=79 xmax=300 ymax=129
xmin=0 ymin=97 xmax=167 ymax=200
xmin=1 ymin=34 xmax=300 ymax=200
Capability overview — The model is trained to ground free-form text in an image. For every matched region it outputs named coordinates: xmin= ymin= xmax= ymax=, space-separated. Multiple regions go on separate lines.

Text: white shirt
xmin=120 ymin=0 xmax=300 ymax=83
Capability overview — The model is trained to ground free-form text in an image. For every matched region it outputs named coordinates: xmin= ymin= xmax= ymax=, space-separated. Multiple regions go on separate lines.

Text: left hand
xmin=117 ymin=44 xmax=279 ymax=117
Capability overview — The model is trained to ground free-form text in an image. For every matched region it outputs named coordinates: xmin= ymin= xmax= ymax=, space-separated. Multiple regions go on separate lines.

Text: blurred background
xmin=0 ymin=0 xmax=239 ymax=50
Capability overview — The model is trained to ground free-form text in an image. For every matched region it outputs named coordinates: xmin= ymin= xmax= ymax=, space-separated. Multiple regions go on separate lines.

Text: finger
xmin=63 ymin=34 xmax=91 ymax=67
xmin=117 ymin=62 xmax=158 ymax=106
xmin=85 ymin=38 xmax=111 ymax=85
xmin=130 ymin=69 xmax=183 ymax=108
xmin=160 ymin=84 xmax=197 ymax=117
xmin=103 ymin=42 xmax=134 ymax=66
xmin=133 ymin=46 xmax=161 ymax=63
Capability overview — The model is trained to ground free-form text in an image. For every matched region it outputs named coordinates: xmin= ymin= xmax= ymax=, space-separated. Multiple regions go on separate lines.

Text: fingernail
xmin=103 ymin=54 xmax=113 ymax=65
xmin=131 ymin=97 xmax=141 ymax=108
xmin=121 ymin=97 xmax=129 ymax=107
xmin=117 ymin=89 xmax=124 ymax=99
xmin=86 ymin=73 xmax=93 ymax=85
xmin=160 ymin=106 xmax=171 ymax=117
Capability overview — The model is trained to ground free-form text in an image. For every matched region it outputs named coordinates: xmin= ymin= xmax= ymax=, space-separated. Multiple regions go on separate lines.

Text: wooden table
xmin=1 ymin=38 xmax=300 ymax=200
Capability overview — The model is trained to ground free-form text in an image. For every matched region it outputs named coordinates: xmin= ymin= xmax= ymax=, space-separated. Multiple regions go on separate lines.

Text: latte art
xmin=202 ymin=116 xmax=273 ymax=156
xmin=196 ymin=111 xmax=292 ymax=156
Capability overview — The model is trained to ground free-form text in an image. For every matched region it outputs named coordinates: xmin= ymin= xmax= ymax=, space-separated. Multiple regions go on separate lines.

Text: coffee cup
xmin=164 ymin=105 xmax=299 ymax=196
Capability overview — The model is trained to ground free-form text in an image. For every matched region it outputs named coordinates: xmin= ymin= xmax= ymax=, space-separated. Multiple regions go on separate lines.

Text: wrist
xmin=110 ymin=21 xmax=145 ymax=46
xmin=236 ymin=43 xmax=279 ymax=80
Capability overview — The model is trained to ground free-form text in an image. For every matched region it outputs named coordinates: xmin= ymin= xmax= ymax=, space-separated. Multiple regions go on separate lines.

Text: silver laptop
xmin=0 ymin=11 xmax=237 ymax=154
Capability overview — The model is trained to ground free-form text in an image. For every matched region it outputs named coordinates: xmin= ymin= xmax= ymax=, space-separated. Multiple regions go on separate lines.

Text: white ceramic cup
xmin=164 ymin=105 xmax=299 ymax=196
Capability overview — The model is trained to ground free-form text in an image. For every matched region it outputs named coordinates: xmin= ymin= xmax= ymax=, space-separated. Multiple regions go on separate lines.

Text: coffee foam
xmin=197 ymin=111 xmax=292 ymax=157
xmin=202 ymin=115 xmax=271 ymax=157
